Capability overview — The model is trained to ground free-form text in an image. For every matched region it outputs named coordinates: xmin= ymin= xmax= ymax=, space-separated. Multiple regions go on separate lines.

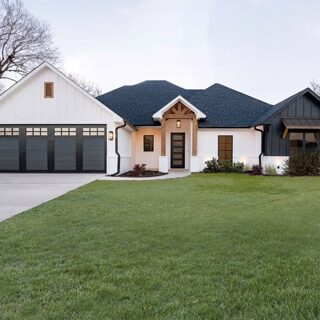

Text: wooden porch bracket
xmin=282 ymin=127 xmax=289 ymax=139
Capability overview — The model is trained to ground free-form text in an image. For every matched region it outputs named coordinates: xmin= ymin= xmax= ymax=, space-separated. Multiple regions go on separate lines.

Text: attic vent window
xmin=44 ymin=82 xmax=54 ymax=98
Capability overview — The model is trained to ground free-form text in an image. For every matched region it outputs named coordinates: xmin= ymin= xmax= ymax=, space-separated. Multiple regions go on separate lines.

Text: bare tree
xmin=68 ymin=72 xmax=102 ymax=97
xmin=0 ymin=0 xmax=59 ymax=84
xmin=310 ymin=80 xmax=320 ymax=95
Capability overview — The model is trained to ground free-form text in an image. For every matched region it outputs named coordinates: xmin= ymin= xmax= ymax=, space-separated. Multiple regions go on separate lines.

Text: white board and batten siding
xmin=0 ymin=66 xmax=119 ymax=124
xmin=0 ymin=63 xmax=132 ymax=174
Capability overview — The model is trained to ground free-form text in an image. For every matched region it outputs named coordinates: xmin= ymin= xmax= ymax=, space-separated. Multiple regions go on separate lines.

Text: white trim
xmin=0 ymin=61 xmax=124 ymax=123
xmin=152 ymin=95 xmax=206 ymax=121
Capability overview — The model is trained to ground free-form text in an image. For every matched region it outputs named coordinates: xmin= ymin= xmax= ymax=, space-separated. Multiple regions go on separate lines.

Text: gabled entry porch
xmin=152 ymin=96 xmax=206 ymax=172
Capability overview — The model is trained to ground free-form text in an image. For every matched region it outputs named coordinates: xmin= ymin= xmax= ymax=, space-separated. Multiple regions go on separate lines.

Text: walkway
xmin=98 ymin=170 xmax=191 ymax=181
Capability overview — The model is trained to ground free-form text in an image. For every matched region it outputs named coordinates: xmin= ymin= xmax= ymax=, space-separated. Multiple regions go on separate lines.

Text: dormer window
xmin=44 ymin=82 xmax=54 ymax=98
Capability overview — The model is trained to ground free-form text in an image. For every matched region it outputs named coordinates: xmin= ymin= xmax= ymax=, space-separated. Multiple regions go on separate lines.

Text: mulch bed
xmin=118 ymin=171 xmax=167 ymax=178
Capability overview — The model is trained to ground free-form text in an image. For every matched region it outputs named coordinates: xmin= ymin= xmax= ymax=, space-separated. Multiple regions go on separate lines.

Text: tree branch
xmin=0 ymin=0 xmax=60 ymax=81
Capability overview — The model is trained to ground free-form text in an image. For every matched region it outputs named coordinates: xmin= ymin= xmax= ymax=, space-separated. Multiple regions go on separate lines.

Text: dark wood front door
xmin=171 ymin=133 xmax=185 ymax=168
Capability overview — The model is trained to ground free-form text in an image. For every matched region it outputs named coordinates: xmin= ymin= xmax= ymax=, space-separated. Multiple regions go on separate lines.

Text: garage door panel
xmin=54 ymin=138 xmax=76 ymax=171
xmin=26 ymin=138 xmax=48 ymax=171
xmin=0 ymin=125 xmax=106 ymax=172
xmin=0 ymin=138 xmax=19 ymax=171
xmin=83 ymin=138 xmax=105 ymax=171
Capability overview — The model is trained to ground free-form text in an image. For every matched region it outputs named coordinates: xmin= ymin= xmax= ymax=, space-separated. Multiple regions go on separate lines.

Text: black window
xmin=289 ymin=132 xmax=303 ymax=155
xmin=305 ymin=133 xmax=319 ymax=152
xmin=143 ymin=135 xmax=154 ymax=152
xmin=218 ymin=135 xmax=233 ymax=161
xmin=290 ymin=132 xmax=320 ymax=155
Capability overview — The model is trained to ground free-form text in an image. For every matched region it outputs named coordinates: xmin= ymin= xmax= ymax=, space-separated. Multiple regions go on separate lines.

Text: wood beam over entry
xmin=161 ymin=119 xmax=166 ymax=156
xmin=164 ymin=114 xmax=195 ymax=119
xmin=192 ymin=117 xmax=198 ymax=156
xmin=163 ymin=102 xmax=196 ymax=120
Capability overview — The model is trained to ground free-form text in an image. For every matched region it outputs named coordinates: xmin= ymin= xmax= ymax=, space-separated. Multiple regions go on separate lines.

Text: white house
xmin=0 ymin=62 xmax=319 ymax=174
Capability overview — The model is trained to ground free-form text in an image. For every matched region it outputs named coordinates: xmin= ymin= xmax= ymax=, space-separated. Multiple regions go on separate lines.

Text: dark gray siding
xmin=264 ymin=93 xmax=320 ymax=156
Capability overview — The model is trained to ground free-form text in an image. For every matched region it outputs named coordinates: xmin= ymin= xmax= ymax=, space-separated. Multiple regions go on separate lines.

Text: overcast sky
xmin=26 ymin=0 xmax=320 ymax=104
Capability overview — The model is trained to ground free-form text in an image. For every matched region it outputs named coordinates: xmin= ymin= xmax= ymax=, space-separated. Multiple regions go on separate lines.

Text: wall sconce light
xmin=108 ymin=131 xmax=114 ymax=140
xmin=176 ymin=120 xmax=181 ymax=128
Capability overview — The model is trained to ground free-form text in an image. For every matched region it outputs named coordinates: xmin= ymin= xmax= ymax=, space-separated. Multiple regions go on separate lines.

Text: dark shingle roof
xmin=97 ymin=81 xmax=189 ymax=126
xmin=188 ymin=84 xmax=271 ymax=127
xmin=97 ymin=81 xmax=272 ymax=127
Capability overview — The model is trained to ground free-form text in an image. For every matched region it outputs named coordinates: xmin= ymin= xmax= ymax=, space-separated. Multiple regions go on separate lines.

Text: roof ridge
xmin=204 ymin=83 xmax=272 ymax=106
xmin=97 ymin=80 xmax=189 ymax=99
xmin=141 ymin=80 xmax=189 ymax=91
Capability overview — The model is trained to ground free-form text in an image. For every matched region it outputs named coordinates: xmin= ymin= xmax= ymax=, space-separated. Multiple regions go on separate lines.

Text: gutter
xmin=254 ymin=125 xmax=264 ymax=167
xmin=111 ymin=120 xmax=127 ymax=176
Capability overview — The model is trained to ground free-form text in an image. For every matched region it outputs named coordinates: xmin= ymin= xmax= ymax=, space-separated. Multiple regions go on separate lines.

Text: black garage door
xmin=26 ymin=137 xmax=48 ymax=171
xmin=0 ymin=128 xmax=20 ymax=170
xmin=0 ymin=125 xmax=106 ymax=172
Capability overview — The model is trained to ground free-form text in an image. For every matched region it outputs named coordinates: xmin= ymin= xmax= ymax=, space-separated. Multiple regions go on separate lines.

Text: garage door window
xmin=54 ymin=128 xmax=76 ymax=136
xmin=0 ymin=127 xmax=19 ymax=136
xmin=26 ymin=127 xmax=48 ymax=136
xmin=83 ymin=127 xmax=105 ymax=136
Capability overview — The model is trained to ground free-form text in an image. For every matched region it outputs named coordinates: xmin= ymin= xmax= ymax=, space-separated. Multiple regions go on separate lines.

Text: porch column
xmin=192 ymin=117 xmax=198 ymax=156
xmin=161 ymin=119 xmax=166 ymax=156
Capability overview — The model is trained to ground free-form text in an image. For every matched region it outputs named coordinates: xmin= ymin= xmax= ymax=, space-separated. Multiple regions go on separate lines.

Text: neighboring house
xmin=0 ymin=62 xmax=319 ymax=174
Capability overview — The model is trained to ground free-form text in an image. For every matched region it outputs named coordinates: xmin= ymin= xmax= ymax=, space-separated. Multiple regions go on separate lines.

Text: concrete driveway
xmin=0 ymin=174 xmax=103 ymax=222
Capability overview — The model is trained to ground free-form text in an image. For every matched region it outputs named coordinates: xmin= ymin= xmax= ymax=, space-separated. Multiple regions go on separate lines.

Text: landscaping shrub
xmin=133 ymin=163 xmax=146 ymax=176
xmin=251 ymin=165 xmax=263 ymax=175
xmin=283 ymin=152 xmax=320 ymax=176
xmin=219 ymin=160 xmax=244 ymax=173
xmin=203 ymin=158 xmax=244 ymax=173
xmin=203 ymin=157 xmax=220 ymax=173
xmin=264 ymin=164 xmax=277 ymax=176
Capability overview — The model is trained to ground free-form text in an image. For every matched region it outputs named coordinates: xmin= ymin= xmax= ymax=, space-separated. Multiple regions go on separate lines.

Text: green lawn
xmin=1 ymin=174 xmax=320 ymax=319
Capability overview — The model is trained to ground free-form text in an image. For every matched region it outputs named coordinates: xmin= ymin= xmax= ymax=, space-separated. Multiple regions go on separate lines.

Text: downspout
xmin=254 ymin=125 xmax=264 ymax=167
xmin=111 ymin=121 xmax=127 ymax=176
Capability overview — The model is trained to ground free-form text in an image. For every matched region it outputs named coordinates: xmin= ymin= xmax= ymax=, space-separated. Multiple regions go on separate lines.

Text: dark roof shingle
xmin=97 ymin=81 xmax=272 ymax=127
